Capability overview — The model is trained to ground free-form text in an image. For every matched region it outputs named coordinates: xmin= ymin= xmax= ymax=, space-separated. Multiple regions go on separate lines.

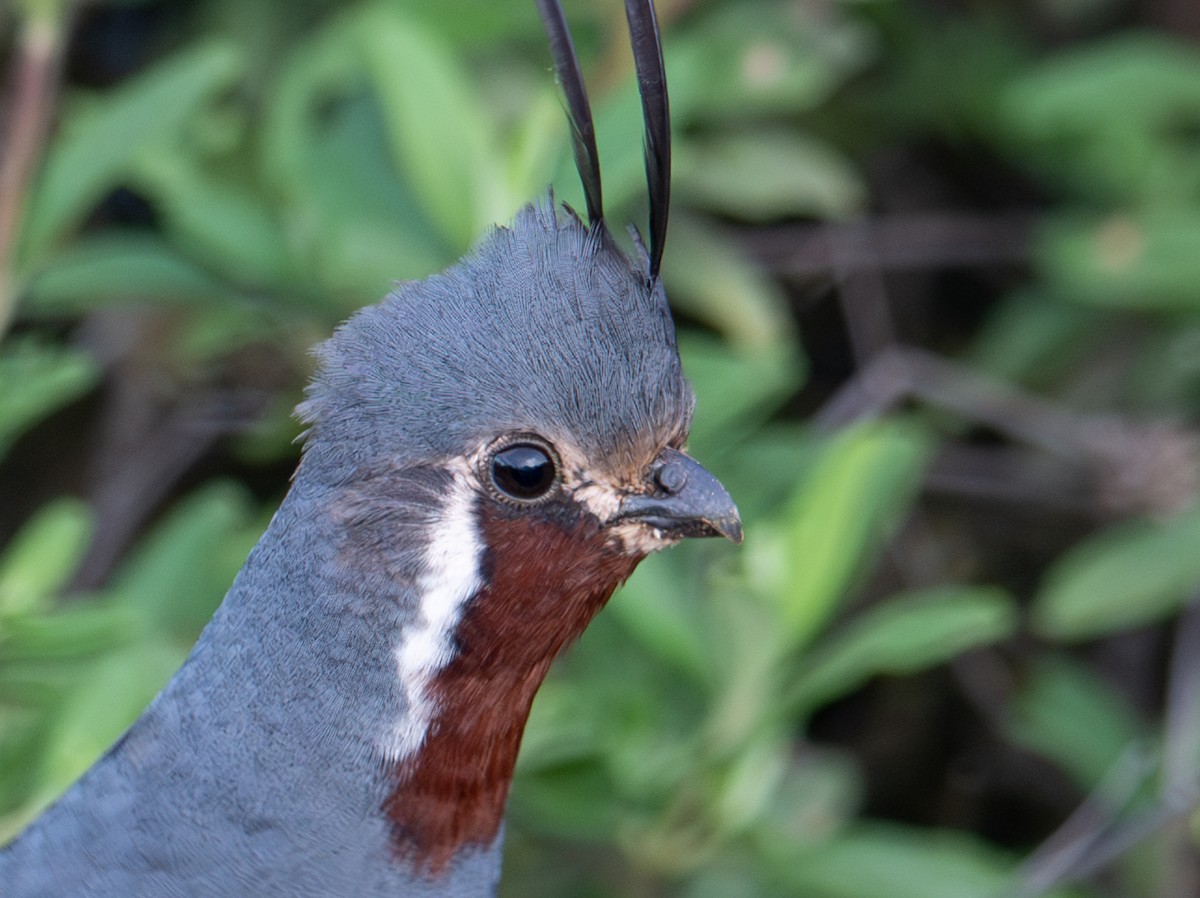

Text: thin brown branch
xmin=816 ymin=346 xmax=1200 ymax=517
xmin=1158 ymin=597 xmax=1200 ymax=897
xmin=0 ymin=11 xmax=68 ymax=336
xmin=744 ymin=212 xmax=1035 ymax=277
xmin=1008 ymin=744 xmax=1168 ymax=897
xmin=829 ymin=219 xmax=896 ymax=366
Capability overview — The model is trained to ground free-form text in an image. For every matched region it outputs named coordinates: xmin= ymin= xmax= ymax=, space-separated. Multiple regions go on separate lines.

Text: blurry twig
xmin=815 ymin=347 xmax=1088 ymax=451
xmin=1011 ymin=792 xmax=1198 ymax=896
xmin=815 ymin=346 xmax=1200 ymax=518
xmin=961 ymin=597 xmax=1200 ymax=896
xmin=1007 ymin=742 xmax=1161 ymax=897
xmin=1162 ymin=594 xmax=1200 ymax=799
xmin=1158 ymin=595 xmax=1200 ymax=897
xmin=744 ymin=211 xmax=1032 ymax=369
xmin=64 ymin=310 xmax=278 ymax=590
xmin=745 ymin=212 xmax=1034 ymax=276
xmin=828 ymin=219 xmax=895 ymax=367
xmin=68 ymin=390 xmax=263 ymax=590
xmin=0 ymin=4 xmax=71 ymax=337
xmin=1004 ymin=600 xmax=1200 ymax=898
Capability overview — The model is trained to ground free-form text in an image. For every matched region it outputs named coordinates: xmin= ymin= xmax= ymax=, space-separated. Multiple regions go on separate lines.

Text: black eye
xmin=490 ymin=442 xmax=559 ymax=502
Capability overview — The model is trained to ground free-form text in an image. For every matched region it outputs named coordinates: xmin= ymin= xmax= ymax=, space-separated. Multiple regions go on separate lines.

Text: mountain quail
xmin=0 ymin=0 xmax=740 ymax=894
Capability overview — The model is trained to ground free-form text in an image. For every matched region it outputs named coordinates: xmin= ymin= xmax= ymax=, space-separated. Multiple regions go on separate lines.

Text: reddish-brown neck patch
xmin=382 ymin=503 xmax=640 ymax=874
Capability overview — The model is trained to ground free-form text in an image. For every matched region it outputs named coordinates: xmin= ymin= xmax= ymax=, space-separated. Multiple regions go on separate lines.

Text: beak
xmin=616 ymin=448 xmax=742 ymax=544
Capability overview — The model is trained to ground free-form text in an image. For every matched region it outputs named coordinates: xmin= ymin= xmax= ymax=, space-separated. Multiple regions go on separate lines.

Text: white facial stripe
xmin=382 ymin=461 xmax=483 ymax=763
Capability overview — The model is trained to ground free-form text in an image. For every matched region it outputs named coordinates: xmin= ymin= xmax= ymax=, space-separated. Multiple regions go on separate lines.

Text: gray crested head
xmin=298 ymin=199 xmax=693 ymax=486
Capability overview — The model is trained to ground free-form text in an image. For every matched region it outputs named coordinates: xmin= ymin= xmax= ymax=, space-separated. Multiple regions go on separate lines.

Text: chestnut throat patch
xmin=381 ymin=501 xmax=641 ymax=874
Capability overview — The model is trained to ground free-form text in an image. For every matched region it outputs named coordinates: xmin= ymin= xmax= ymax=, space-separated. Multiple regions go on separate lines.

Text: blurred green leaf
xmin=261 ymin=24 xmax=449 ymax=302
xmin=568 ymin=1 xmax=873 ymax=235
xmin=24 ymin=233 xmax=234 ymax=314
xmin=0 ymin=700 xmax=51 ymax=840
xmin=667 ymin=217 xmax=798 ymax=353
xmin=33 ymin=639 xmax=186 ymax=807
xmin=108 ymin=482 xmax=261 ymax=640
xmin=174 ymin=302 xmax=294 ymax=368
xmin=18 ymin=40 xmax=243 ymax=265
xmin=779 ymin=823 xmax=1079 ymax=898
xmin=359 ymin=4 xmax=507 ymax=250
xmin=258 ymin=11 xmax=360 ymax=206
xmin=130 ymin=152 xmax=293 ymax=289
xmin=228 ymin=392 xmax=304 ymax=466
xmin=0 ymin=339 xmax=98 ymax=457
xmin=504 ymin=90 xmax=571 ymax=211
xmin=393 ymin=0 xmax=539 ymax=45
xmin=790 ymin=585 xmax=1018 ymax=713
xmin=771 ymin=421 xmax=931 ymax=652
xmin=0 ymin=499 xmax=92 ymax=617
xmin=684 ymin=867 xmax=771 ymax=898
xmin=1002 ymin=34 xmax=1200 ymax=202
xmin=0 ymin=602 xmax=138 ymax=663
xmin=1006 ymin=655 xmax=1145 ymax=791
xmin=676 ymin=130 xmax=866 ymax=222
xmin=1032 ymin=503 xmax=1200 ymax=640
xmin=607 ymin=552 xmax=711 ymax=683
xmin=518 ymin=678 xmax=603 ymax=775
xmin=968 ymin=288 xmax=1111 ymax=387
xmin=703 ymin=580 xmax=790 ymax=753
xmin=297 ymin=96 xmax=450 ymax=298
xmin=718 ymin=424 xmax=818 ymax=517
xmin=1039 ymin=212 xmax=1200 ymax=310
xmin=511 ymin=757 xmax=620 ymax=842
xmin=680 ymin=334 xmax=803 ymax=455
xmin=711 ymin=733 xmax=789 ymax=834
xmin=875 ymin=17 xmax=1028 ymax=141
xmin=0 ymin=656 xmax=88 ymax=705
xmin=11 ymin=0 xmax=71 ymax=28
xmin=669 ymin=2 xmax=876 ymax=123
xmin=753 ymin=749 xmax=862 ymax=850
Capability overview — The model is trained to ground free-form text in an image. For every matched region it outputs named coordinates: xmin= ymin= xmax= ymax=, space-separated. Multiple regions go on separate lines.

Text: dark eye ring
xmin=487 ymin=436 xmax=560 ymax=503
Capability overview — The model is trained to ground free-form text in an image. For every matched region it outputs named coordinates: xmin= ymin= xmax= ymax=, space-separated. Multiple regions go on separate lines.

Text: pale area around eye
xmin=469 ymin=436 xmax=675 ymax=556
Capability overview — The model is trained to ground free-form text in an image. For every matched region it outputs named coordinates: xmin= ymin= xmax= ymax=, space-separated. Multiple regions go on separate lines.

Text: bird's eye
xmin=490 ymin=442 xmax=559 ymax=502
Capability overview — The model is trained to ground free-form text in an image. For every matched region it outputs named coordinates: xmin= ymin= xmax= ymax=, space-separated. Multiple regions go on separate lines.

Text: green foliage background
xmin=2 ymin=0 xmax=1200 ymax=895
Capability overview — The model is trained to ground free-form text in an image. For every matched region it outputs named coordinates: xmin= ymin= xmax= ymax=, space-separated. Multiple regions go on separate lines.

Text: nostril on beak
xmin=655 ymin=460 xmax=688 ymax=495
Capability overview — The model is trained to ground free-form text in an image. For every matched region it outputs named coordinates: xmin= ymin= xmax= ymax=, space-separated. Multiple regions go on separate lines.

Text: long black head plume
xmin=625 ymin=0 xmax=671 ymax=282
xmin=536 ymin=0 xmax=604 ymax=226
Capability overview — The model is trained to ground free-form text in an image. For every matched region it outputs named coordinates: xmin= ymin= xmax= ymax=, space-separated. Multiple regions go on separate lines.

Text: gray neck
xmin=2 ymin=474 xmax=501 ymax=897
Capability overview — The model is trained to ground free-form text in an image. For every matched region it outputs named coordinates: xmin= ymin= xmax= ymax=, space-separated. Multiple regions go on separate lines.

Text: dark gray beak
xmin=616 ymin=448 xmax=742 ymax=544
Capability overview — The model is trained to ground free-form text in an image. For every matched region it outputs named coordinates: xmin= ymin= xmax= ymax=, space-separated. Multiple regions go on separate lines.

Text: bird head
xmin=297 ymin=202 xmax=739 ymax=557
xmin=297 ymin=0 xmax=739 ymax=562
xmin=293 ymin=0 xmax=739 ymax=874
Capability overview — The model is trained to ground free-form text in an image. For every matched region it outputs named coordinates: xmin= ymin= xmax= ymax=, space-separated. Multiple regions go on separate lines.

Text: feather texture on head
xmin=299 ymin=202 xmax=693 ymax=486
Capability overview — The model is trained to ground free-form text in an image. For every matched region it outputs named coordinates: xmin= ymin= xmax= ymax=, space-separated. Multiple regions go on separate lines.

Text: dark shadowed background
xmin=3 ymin=0 xmax=1200 ymax=895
